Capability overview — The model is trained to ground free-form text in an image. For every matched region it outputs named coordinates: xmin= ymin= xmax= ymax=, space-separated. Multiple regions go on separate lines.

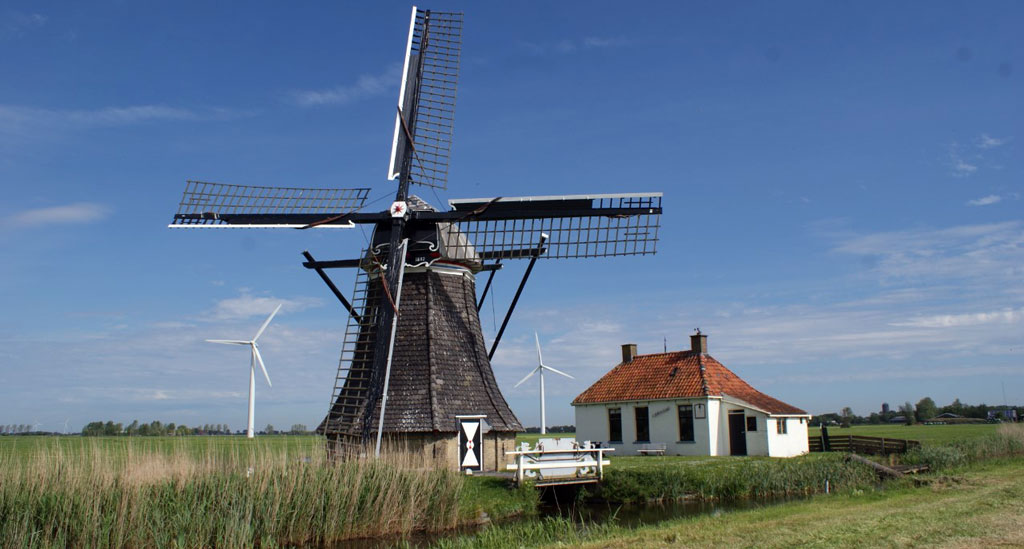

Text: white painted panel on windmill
xmin=456 ymin=415 xmax=486 ymax=472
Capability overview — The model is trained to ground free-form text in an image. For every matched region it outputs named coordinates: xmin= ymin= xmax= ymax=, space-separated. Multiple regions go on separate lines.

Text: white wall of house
xmin=575 ymin=398 xmax=810 ymax=458
xmin=767 ymin=416 xmax=810 ymax=457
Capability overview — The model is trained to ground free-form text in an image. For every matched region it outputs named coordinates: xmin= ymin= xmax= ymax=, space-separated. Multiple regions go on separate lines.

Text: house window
xmin=746 ymin=416 xmax=757 ymax=432
xmin=678 ymin=405 xmax=694 ymax=442
xmin=776 ymin=418 xmax=788 ymax=434
xmin=635 ymin=406 xmax=650 ymax=442
xmin=608 ymin=408 xmax=622 ymax=442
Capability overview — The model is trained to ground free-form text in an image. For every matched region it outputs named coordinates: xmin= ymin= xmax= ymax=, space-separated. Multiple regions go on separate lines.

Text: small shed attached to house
xmin=572 ymin=333 xmax=810 ymax=457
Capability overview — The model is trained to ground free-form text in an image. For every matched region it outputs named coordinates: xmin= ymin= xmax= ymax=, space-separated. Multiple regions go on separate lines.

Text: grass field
xmin=808 ymin=423 xmax=997 ymax=444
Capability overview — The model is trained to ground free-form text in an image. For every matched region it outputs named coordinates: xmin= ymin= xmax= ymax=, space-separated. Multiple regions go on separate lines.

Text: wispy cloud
xmin=891 ymin=307 xmax=1023 ymax=328
xmin=977 ymin=133 xmax=1008 ymax=149
xmin=289 ymin=65 xmax=401 ymax=107
xmin=967 ymin=194 xmax=1002 ymax=206
xmin=834 ymin=221 xmax=1024 ymax=283
xmin=520 ymin=36 xmax=628 ymax=56
xmin=5 ymin=202 xmax=110 ymax=228
xmin=1 ymin=11 xmax=46 ymax=39
xmin=208 ymin=291 xmax=321 ymax=321
xmin=0 ymin=104 xmax=243 ymax=141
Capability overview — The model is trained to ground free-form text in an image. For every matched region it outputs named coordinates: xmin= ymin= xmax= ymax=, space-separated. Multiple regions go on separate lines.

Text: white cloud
xmin=6 ymin=202 xmax=110 ymax=227
xmin=967 ymin=194 xmax=1002 ymax=206
xmin=289 ymin=65 xmax=401 ymax=107
xmin=977 ymin=133 xmax=1007 ymax=149
xmin=208 ymin=291 xmax=322 ymax=321
xmin=891 ymin=307 xmax=1023 ymax=328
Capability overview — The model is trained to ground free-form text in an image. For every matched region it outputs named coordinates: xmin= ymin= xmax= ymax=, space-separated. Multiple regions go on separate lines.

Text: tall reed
xmin=902 ymin=422 xmax=1024 ymax=470
xmin=589 ymin=454 xmax=877 ymax=503
xmin=0 ymin=437 xmax=464 ymax=548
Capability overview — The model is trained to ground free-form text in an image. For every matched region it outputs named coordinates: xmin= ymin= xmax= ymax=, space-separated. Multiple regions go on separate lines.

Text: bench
xmin=637 ymin=443 xmax=667 ymax=456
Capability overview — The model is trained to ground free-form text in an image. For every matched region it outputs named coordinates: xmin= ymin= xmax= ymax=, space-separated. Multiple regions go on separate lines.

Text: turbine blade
xmin=542 ymin=364 xmax=575 ymax=379
xmin=206 ymin=339 xmax=250 ymax=345
xmin=253 ymin=303 xmax=283 ymax=342
xmin=514 ymin=367 xmax=540 ymax=388
xmin=253 ymin=344 xmax=272 ymax=387
xmin=534 ymin=332 xmax=543 ymax=365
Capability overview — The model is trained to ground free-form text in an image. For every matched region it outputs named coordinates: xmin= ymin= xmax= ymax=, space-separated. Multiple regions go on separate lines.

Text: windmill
xmin=169 ymin=7 xmax=662 ymax=469
xmin=206 ymin=303 xmax=281 ymax=438
xmin=515 ymin=332 xmax=574 ymax=435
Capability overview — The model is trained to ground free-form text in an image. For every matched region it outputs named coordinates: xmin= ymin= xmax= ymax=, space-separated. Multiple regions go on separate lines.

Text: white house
xmin=572 ymin=333 xmax=810 ymax=457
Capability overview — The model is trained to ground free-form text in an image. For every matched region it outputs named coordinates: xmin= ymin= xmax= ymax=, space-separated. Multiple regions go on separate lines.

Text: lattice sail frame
xmin=448 ymin=193 xmax=662 ymax=259
xmin=387 ymin=7 xmax=462 ymax=190
xmin=169 ymin=180 xmax=370 ymax=228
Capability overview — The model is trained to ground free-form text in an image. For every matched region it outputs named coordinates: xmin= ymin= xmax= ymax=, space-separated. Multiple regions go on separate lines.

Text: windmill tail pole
xmin=488 ymin=234 xmax=548 ymax=361
xmin=375 ymin=239 xmax=409 ymax=458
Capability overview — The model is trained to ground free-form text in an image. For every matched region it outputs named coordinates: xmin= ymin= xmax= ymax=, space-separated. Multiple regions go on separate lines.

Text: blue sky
xmin=1 ymin=1 xmax=1021 ymax=433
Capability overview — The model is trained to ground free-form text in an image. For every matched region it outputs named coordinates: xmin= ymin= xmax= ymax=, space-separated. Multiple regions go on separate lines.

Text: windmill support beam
xmin=488 ymin=234 xmax=548 ymax=361
xmin=302 ymin=251 xmax=361 ymax=322
xmin=302 ymin=258 xmax=362 ymax=269
xmin=476 ymin=259 xmax=501 ymax=311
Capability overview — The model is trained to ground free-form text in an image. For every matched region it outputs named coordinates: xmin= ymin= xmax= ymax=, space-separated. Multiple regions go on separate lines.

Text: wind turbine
xmin=207 ymin=303 xmax=281 ymax=438
xmin=514 ymin=332 xmax=574 ymax=435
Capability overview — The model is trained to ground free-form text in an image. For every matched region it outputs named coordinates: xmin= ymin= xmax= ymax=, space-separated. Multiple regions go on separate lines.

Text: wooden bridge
xmin=809 ymin=433 xmax=920 ymax=455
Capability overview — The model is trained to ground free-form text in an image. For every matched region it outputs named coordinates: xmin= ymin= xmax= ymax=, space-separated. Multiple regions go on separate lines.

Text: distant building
xmin=881 ymin=403 xmax=890 ymax=414
xmin=889 ymin=415 xmax=907 ymax=424
xmin=572 ymin=332 xmax=810 ymax=458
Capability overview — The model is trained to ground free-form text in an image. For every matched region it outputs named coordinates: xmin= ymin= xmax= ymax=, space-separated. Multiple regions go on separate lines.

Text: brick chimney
xmin=690 ymin=331 xmax=708 ymax=354
xmin=621 ymin=343 xmax=638 ymax=363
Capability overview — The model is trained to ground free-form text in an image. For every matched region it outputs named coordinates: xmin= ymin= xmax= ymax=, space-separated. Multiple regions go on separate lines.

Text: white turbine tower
xmin=207 ymin=303 xmax=281 ymax=438
xmin=514 ymin=332 xmax=574 ymax=435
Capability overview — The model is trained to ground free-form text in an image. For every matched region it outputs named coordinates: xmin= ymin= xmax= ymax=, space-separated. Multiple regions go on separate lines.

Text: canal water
xmin=340 ymin=492 xmax=805 ymax=548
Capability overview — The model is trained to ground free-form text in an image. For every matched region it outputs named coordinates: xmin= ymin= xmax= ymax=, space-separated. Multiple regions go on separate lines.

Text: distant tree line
xmin=813 ymin=397 xmax=1021 ymax=427
xmin=0 ymin=425 xmax=37 ymax=435
xmin=78 ymin=421 xmax=314 ymax=437
xmin=523 ymin=425 xmax=575 ymax=434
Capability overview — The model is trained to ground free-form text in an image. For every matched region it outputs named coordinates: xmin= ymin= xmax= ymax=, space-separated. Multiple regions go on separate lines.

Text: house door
xmin=728 ymin=412 xmax=747 ymax=456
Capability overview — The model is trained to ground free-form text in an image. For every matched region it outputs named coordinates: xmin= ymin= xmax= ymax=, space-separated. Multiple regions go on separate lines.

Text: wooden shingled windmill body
xmin=170 ymin=7 xmax=663 ymax=471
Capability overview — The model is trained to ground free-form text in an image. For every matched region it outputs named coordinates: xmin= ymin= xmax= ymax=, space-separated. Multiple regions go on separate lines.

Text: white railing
xmin=505 ymin=438 xmax=613 ymax=485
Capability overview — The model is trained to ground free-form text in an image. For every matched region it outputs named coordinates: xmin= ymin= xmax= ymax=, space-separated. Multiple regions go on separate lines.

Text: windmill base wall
xmin=327 ymin=431 xmax=517 ymax=472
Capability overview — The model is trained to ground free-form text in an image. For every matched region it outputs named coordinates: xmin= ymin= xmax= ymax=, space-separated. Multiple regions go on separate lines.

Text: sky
xmin=0 ymin=1 xmax=1021 ymax=433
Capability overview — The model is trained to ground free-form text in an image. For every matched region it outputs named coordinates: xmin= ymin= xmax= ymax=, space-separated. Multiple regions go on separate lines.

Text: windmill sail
xmin=170 ymin=180 xmax=370 ymax=227
xmin=448 ymin=193 xmax=663 ymax=259
xmin=388 ymin=7 xmax=462 ymax=190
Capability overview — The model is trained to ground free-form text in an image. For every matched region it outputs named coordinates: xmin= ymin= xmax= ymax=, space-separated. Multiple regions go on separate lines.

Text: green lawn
xmin=809 ymin=423 xmax=997 ymax=444
xmin=515 ymin=432 xmax=576 ymax=446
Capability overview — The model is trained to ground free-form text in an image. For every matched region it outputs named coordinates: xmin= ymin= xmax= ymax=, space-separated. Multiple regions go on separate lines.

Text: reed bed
xmin=902 ymin=422 xmax=1024 ymax=470
xmin=589 ymin=453 xmax=877 ymax=503
xmin=0 ymin=437 xmax=464 ymax=548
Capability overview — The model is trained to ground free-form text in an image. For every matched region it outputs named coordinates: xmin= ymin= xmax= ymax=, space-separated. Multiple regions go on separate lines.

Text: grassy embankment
xmin=438 ymin=458 xmax=1024 ymax=548
xmin=0 ymin=436 xmax=536 ymax=548
xmin=438 ymin=423 xmax=1024 ymax=548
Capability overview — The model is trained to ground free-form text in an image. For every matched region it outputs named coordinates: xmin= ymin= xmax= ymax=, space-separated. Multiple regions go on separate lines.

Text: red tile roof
xmin=571 ymin=351 xmax=807 ymax=415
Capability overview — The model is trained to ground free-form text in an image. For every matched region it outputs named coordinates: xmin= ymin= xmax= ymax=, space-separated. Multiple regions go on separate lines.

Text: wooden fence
xmin=808 ymin=434 xmax=921 ymax=455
